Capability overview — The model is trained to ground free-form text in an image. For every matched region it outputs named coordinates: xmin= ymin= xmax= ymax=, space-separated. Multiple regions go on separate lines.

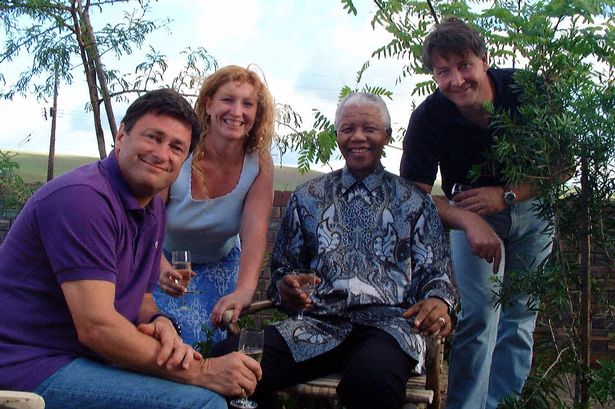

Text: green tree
xmin=0 ymin=150 xmax=35 ymax=215
xmin=0 ymin=0 xmax=216 ymax=159
xmin=319 ymin=1 xmax=614 ymax=407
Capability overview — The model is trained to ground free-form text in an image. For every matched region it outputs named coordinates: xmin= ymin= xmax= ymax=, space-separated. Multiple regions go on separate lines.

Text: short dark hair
xmin=121 ymin=88 xmax=201 ymax=152
xmin=422 ymin=17 xmax=487 ymax=73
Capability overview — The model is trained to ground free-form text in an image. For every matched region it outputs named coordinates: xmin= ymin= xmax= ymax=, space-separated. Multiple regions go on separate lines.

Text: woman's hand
xmin=402 ymin=298 xmax=452 ymax=339
xmin=210 ymin=288 xmax=255 ymax=327
xmin=158 ymin=268 xmax=194 ymax=298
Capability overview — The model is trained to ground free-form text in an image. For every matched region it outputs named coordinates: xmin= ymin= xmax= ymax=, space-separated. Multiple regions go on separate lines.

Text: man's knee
xmin=209 ymin=334 xmax=238 ymax=357
xmin=337 ymin=368 xmax=407 ymax=409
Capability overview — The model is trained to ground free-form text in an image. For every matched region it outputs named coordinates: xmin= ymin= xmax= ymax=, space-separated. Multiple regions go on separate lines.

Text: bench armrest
xmin=220 ymin=300 xmax=275 ymax=335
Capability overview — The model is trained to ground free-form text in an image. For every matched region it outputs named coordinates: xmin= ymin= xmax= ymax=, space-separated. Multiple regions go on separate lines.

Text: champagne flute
xmin=230 ymin=328 xmax=264 ymax=409
xmin=292 ymin=268 xmax=317 ymax=320
xmin=171 ymin=250 xmax=193 ymax=311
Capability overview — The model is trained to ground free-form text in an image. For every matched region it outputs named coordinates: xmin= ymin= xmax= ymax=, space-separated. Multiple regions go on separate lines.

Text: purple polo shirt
xmin=0 ymin=153 xmax=165 ymax=391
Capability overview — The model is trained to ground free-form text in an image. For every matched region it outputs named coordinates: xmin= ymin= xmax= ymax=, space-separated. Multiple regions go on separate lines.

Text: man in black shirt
xmin=400 ymin=17 xmax=553 ymax=409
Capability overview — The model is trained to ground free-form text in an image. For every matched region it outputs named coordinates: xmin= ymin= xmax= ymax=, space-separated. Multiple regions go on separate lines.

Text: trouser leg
xmin=34 ymin=358 xmax=227 ymax=409
xmin=487 ymin=201 xmax=553 ymax=408
xmin=336 ymin=326 xmax=415 ymax=409
xmin=211 ymin=326 xmax=338 ymax=408
xmin=445 ymin=229 xmax=505 ymax=409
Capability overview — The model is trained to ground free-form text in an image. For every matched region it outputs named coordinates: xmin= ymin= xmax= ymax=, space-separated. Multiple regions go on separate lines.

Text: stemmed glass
xmin=171 ymin=250 xmax=193 ymax=311
xmin=450 ymin=183 xmax=472 ymax=205
xmin=292 ymin=268 xmax=317 ymax=320
xmin=230 ymin=328 xmax=264 ymax=409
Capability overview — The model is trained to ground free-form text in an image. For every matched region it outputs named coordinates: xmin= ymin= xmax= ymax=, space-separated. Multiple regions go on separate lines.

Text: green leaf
xmin=340 ymin=0 xmax=357 ymax=16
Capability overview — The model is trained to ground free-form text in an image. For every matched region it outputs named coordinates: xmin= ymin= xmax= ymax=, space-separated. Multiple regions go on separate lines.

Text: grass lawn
xmin=9 ymin=151 xmax=323 ymax=191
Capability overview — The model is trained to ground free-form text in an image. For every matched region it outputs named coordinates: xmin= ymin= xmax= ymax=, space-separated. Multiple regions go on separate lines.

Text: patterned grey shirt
xmin=267 ymin=165 xmax=457 ymax=374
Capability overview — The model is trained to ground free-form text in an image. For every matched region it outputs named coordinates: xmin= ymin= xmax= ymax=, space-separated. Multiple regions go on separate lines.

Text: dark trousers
xmin=211 ymin=324 xmax=416 ymax=409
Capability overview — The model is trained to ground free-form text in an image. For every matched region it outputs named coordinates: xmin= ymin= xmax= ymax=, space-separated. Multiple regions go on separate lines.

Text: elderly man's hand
xmin=402 ymin=298 xmax=452 ymax=339
xmin=278 ymin=273 xmax=321 ymax=313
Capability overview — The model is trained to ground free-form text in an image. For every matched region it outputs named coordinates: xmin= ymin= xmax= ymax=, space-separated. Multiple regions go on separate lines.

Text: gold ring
xmin=437 ymin=317 xmax=446 ymax=326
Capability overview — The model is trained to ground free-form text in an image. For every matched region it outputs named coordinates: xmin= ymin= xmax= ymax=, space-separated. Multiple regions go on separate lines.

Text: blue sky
xmin=0 ymin=0 xmax=429 ymax=174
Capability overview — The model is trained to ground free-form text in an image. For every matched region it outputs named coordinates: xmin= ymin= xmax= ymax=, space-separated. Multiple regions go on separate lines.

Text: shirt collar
xmin=101 ymin=151 xmax=149 ymax=213
xmin=340 ymin=164 xmax=385 ymax=195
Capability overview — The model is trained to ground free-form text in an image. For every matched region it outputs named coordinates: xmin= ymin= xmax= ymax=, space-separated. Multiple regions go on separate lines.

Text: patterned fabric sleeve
xmin=267 ymin=192 xmax=309 ymax=307
xmin=407 ymin=193 xmax=458 ymax=311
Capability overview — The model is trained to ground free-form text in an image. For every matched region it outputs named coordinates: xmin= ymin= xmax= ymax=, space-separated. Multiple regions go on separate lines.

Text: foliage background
xmin=321 ymin=1 xmax=615 ymax=408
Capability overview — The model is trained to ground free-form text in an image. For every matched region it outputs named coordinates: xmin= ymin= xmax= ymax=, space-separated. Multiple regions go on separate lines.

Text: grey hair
xmin=334 ymin=92 xmax=391 ymax=131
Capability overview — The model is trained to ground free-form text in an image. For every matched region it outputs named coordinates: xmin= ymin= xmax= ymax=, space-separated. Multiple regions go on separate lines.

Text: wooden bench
xmin=0 ymin=391 xmax=45 ymax=409
xmin=222 ymin=300 xmax=445 ymax=409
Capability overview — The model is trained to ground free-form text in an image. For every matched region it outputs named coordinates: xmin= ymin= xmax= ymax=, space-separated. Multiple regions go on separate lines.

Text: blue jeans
xmin=34 ymin=358 xmax=227 ymax=409
xmin=446 ymin=200 xmax=553 ymax=409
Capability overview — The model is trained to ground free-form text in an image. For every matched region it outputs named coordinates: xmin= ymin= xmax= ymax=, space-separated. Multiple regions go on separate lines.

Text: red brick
xmin=273 ymin=191 xmax=292 ymax=206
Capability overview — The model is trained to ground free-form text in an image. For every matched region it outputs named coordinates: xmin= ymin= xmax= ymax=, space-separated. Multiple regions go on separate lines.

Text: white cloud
xmin=0 ymin=0 xmax=426 ymax=173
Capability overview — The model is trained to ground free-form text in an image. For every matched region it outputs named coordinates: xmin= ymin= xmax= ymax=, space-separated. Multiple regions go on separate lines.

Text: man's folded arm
xmin=61 ymin=279 xmax=202 ymax=383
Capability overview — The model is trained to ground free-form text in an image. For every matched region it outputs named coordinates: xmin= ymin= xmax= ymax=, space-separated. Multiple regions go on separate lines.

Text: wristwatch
xmin=503 ymin=187 xmax=517 ymax=206
xmin=149 ymin=313 xmax=182 ymax=336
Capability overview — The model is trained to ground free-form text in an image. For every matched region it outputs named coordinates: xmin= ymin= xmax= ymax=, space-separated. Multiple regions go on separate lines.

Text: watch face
xmin=504 ymin=191 xmax=516 ymax=205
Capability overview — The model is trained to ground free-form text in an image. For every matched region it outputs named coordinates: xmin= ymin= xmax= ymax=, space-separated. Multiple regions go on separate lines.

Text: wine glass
xmin=230 ymin=328 xmax=264 ymax=409
xmin=292 ymin=268 xmax=317 ymax=320
xmin=450 ymin=183 xmax=472 ymax=205
xmin=171 ymin=250 xmax=193 ymax=311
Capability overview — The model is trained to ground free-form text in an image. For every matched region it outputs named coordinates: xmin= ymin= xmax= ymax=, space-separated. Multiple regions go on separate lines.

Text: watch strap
xmin=149 ymin=313 xmax=182 ymax=336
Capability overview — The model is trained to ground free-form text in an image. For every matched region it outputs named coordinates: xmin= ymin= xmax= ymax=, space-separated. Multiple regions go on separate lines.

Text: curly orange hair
xmin=194 ymin=65 xmax=275 ymax=155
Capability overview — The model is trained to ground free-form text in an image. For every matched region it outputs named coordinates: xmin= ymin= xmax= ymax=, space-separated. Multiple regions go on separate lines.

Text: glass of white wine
xmin=292 ymin=268 xmax=317 ymax=320
xmin=171 ymin=250 xmax=193 ymax=311
xmin=230 ymin=328 xmax=264 ymax=409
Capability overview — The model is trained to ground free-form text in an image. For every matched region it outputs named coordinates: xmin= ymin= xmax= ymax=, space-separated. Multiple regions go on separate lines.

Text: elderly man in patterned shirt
xmin=213 ymin=92 xmax=457 ymax=409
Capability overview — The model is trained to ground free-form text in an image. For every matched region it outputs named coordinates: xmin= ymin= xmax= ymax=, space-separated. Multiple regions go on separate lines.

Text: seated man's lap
xmin=34 ymin=357 xmax=226 ymax=409
xmin=211 ymin=326 xmax=338 ymax=400
xmin=212 ymin=325 xmax=415 ymax=407
xmin=336 ymin=325 xmax=415 ymax=407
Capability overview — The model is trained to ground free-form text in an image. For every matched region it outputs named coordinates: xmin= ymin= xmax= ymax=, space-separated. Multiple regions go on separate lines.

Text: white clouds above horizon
xmin=0 ymin=0 xmax=427 ymax=174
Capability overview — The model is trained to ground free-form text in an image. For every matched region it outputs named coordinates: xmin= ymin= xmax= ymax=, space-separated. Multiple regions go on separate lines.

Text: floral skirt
xmin=153 ymin=246 xmax=240 ymax=347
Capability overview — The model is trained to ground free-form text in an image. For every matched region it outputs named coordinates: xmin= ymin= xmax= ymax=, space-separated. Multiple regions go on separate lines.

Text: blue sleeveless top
xmin=164 ymin=152 xmax=259 ymax=263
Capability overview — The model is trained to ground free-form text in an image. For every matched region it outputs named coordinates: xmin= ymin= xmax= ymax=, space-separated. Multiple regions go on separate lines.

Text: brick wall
xmin=1 ymin=191 xmax=613 ymax=361
xmin=253 ymin=190 xmax=291 ymax=301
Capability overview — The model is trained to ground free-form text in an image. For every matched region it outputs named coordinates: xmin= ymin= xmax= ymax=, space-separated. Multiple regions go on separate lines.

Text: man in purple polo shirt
xmin=0 ymin=89 xmax=261 ymax=409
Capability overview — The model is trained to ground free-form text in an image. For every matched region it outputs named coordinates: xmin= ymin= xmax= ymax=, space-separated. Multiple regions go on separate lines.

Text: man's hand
xmin=138 ymin=317 xmax=202 ymax=369
xmin=199 ymin=352 xmax=262 ymax=397
xmin=278 ymin=273 xmax=321 ymax=313
xmin=402 ymin=298 xmax=452 ymax=339
xmin=462 ymin=214 xmax=503 ymax=273
xmin=452 ymin=186 xmax=506 ymax=215
xmin=210 ymin=288 xmax=254 ymax=327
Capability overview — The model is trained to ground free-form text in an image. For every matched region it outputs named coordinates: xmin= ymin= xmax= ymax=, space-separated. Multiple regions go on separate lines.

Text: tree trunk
xmin=575 ymin=156 xmax=591 ymax=407
xmin=69 ymin=0 xmax=106 ymax=159
xmin=47 ymin=67 xmax=59 ymax=182
xmin=77 ymin=0 xmax=118 ymax=141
